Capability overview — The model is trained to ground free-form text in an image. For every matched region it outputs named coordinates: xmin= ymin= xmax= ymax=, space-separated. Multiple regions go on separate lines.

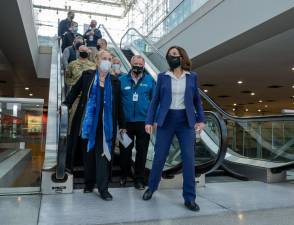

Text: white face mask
xmin=99 ymin=60 xmax=111 ymax=73
xmin=111 ymin=64 xmax=120 ymax=71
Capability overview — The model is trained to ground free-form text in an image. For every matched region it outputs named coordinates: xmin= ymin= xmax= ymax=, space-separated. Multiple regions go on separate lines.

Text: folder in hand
xmin=117 ymin=131 xmax=132 ymax=148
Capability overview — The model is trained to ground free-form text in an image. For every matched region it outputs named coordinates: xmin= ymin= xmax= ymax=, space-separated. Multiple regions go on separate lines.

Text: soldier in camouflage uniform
xmin=66 ymin=45 xmax=96 ymax=131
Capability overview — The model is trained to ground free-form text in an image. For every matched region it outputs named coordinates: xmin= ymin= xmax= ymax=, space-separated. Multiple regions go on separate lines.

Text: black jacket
xmin=63 ymin=69 xmax=125 ymax=169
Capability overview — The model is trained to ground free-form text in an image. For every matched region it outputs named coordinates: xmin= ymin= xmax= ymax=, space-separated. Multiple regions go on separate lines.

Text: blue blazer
xmin=145 ymin=71 xmax=205 ymax=128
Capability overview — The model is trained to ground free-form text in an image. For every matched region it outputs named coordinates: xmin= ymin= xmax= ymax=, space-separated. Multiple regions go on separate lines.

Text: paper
xmin=117 ymin=131 xmax=133 ymax=148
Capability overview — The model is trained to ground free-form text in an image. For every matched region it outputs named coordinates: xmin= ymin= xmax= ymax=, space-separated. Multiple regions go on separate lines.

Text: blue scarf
xmin=81 ymin=70 xmax=113 ymax=160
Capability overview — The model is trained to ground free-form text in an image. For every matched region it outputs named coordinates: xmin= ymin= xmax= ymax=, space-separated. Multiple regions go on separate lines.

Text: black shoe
xmin=134 ymin=181 xmax=145 ymax=190
xmin=120 ymin=177 xmax=127 ymax=187
xmin=100 ymin=190 xmax=113 ymax=201
xmin=184 ymin=201 xmax=200 ymax=212
xmin=83 ymin=186 xmax=94 ymax=193
xmin=142 ymin=189 xmax=153 ymax=201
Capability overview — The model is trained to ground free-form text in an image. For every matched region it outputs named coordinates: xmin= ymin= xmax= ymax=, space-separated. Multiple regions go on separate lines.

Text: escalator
xmin=119 ymin=27 xmax=294 ymax=182
xmin=50 ymin=24 xmax=228 ymax=189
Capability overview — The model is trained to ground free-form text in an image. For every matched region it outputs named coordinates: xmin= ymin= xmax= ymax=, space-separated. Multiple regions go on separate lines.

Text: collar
xmin=165 ymin=70 xmax=190 ymax=80
xmin=127 ymin=71 xmax=145 ymax=81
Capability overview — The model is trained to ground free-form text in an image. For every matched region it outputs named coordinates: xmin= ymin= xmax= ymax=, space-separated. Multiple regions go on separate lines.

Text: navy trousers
xmin=148 ymin=110 xmax=196 ymax=202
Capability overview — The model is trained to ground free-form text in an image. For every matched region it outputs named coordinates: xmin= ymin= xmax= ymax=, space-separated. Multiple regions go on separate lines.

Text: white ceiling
xmin=196 ymin=27 xmax=294 ymax=116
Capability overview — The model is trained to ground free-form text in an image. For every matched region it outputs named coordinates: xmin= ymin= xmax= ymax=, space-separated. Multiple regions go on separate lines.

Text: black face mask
xmin=132 ymin=65 xmax=144 ymax=75
xmin=166 ymin=55 xmax=181 ymax=70
xmin=79 ymin=51 xmax=88 ymax=58
xmin=75 ymin=42 xmax=82 ymax=50
xmin=96 ymin=44 xmax=101 ymax=51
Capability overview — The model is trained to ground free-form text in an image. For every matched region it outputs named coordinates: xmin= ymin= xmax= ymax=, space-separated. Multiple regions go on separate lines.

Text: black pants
xmin=119 ymin=122 xmax=150 ymax=182
xmin=82 ymin=127 xmax=110 ymax=193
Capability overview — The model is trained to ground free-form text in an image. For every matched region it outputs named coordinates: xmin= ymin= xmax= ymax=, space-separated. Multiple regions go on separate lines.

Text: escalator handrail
xmin=163 ymin=111 xmax=228 ymax=175
xmin=120 ymin=27 xmax=160 ymax=55
xmin=98 ymin=24 xmax=131 ymax=71
xmin=120 ymin=27 xmax=294 ymax=122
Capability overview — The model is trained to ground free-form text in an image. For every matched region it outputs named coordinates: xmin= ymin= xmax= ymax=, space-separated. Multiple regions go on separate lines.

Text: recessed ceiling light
xmin=257 ymin=109 xmax=261 ymax=112
xmin=29 ymin=93 xmax=33 ymax=96
xmin=36 ymin=105 xmax=39 ymax=107
xmin=251 ymin=92 xmax=255 ymax=96
xmin=245 ymin=108 xmax=249 ymax=112
xmin=233 ymin=103 xmax=237 ymax=106
xmin=292 ymin=85 xmax=294 ymax=88
xmin=233 ymin=108 xmax=236 ymax=111
xmin=264 ymin=105 xmax=268 ymax=108
xmin=258 ymin=100 xmax=262 ymax=103
xmin=292 ymin=67 xmax=294 ymax=71
xmin=25 ymin=87 xmax=29 ymax=90
xmin=237 ymin=81 xmax=243 ymax=84
xmin=204 ymin=89 xmax=208 ymax=93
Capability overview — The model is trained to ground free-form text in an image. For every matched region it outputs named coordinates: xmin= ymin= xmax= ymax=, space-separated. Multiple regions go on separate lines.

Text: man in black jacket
xmin=61 ymin=22 xmax=82 ymax=52
xmin=58 ymin=11 xmax=75 ymax=39
xmin=62 ymin=36 xmax=84 ymax=72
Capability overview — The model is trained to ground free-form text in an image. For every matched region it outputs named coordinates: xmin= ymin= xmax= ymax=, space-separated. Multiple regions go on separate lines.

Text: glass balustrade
xmin=0 ymin=98 xmax=45 ymax=190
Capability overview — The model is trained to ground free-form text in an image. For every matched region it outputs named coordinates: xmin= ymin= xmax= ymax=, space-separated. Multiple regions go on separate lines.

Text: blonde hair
xmin=95 ymin=50 xmax=112 ymax=64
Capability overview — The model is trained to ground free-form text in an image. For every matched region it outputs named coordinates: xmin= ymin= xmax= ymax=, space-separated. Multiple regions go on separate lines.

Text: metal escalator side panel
xmin=56 ymin=104 xmax=68 ymax=180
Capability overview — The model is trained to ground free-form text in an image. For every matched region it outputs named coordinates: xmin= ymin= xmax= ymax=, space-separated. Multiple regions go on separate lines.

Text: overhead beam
xmin=33 ymin=4 xmax=122 ymax=19
xmin=71 ymin=0 xmax=122 ymax=7
xmin=122 ymin=0 xmax=136 ymax=17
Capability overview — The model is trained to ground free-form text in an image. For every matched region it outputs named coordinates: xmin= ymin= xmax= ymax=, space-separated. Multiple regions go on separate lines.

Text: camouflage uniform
xmin=66 ymin=59 xmax=96 ymax=132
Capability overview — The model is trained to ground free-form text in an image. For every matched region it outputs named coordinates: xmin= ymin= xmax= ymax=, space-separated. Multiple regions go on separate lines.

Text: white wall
xmin=156 ymin=0 xmax=294 ymax=60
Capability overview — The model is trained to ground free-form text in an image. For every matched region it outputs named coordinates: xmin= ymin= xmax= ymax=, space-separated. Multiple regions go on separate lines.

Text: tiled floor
xmin=38 ymin=181 xmax=294 ymax=225
xmin=2 ymin=181 xmax=294 ymax=225
xmin=0 ymin=194 xmax=41 ymax=225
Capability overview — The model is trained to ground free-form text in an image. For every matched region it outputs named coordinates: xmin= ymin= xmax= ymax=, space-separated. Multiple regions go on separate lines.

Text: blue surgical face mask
xmin=100 ymin=60 xmax=111 ymax=73
xmin=111 ymin=64 xmax=120 ymax=71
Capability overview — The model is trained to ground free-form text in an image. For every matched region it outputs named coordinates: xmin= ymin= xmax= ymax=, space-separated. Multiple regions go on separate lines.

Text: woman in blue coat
xmin=143 ymin=46 xmax=205 ymax=211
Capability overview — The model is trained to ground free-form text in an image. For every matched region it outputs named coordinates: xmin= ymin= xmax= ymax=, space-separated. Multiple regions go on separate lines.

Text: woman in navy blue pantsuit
xmin=143 ymin=46 xmax=205 ymax=212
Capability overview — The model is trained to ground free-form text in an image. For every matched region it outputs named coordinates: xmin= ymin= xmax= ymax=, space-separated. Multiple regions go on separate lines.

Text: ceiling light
xmin=292 ymin=85 xmax=294 ymax=88
xmin=29 ymin=93 xmax=33 ymax=97
xmin=292 ymin=67 xmax=294 ymax=71
xmin=233 ymin=103 xmax=237 ymax=106
xmin=257 ymin=109 xmax=261 ymax=112
xmin=245 ymin=108 xmax=249 ymax=112
xmin=204 ymin=89 xmax=208 ymax=93
xmin=25 ymin=87 xmax=29 ymax=91
xmin=258 ymin=100 xmax=262 ymax=103
xmin=251 ymin=92 xmax=255 ymax=96
xmin=264 ymin=105 xmax=268 ymax=108
xmin=233 ymin=108 xmax=236 ymax=111
xmin=36 ymin=105 xmax=39 ymax=107
xmin=237 ymin=81 xmax=243 ymax=84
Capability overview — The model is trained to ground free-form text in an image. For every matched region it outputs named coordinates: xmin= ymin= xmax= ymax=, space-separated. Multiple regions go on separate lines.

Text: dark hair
xmin=166 ymin=46 xmax=191 ymax=71
xmin=71 ymin=21 xmax=78 ymax=26
xmin=68 ymin=11 xmax=74 ymax=16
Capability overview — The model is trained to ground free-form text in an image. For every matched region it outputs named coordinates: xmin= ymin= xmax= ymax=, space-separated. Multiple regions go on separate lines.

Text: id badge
xmin=132 ymin=92 xmax=139 ymax=102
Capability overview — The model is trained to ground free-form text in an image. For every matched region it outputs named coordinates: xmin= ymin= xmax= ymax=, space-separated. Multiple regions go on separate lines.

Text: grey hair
xmin=131 ymin=55 xmax=145 ymax=64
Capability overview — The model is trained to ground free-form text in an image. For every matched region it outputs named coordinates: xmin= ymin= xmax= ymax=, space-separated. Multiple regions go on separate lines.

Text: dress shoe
xmin=83 ymin=186 xmax=94 ymax=193
xmin=142 ymin=189 xmax=153 ymax=200
xmin=100 ymin=190 xmax=113 ymax=201
xmin=134 ymin=181 xmax=145 ymax=190
xmin=184 ymin=201 xmax=200 ymax=211
xmin=120 ymin=177 xmax=127 ymax=187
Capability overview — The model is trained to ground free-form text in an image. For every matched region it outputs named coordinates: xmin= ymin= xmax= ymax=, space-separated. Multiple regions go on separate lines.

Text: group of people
xmin=59 ymin=11 xmax=205 ymax=212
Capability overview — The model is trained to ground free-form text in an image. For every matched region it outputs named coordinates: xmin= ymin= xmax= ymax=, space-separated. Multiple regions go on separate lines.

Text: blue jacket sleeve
xmin=146 ymin=74 xmax=161 ymax=125
xmin=193 ymin=73 xmax=205 ymax=123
